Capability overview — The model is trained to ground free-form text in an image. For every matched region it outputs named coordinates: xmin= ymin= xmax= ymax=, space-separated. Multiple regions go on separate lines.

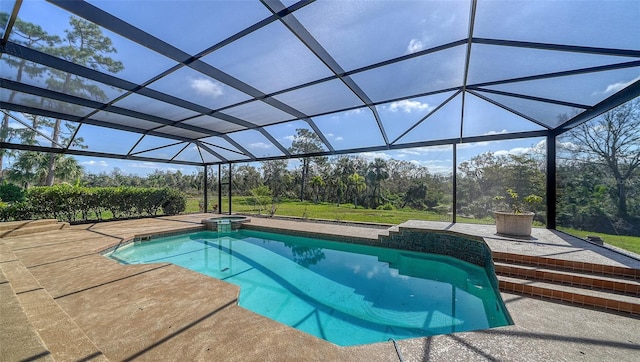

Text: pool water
xmin=107 ymin=229 xmax=510 ymax=346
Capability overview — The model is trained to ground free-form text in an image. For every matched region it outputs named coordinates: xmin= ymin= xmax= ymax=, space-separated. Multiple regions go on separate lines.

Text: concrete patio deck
xmin=1 ymin=214 xmax=639 ymax=361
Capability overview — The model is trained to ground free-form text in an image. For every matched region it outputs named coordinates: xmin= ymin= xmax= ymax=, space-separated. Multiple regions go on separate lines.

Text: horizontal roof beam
xmin=0 ymin=141 xmax=202 ymax=166
xmin=473 ymin=38 xmax=640 ymax=58
xmin=202 ymin=129 xmax=551 ymax=166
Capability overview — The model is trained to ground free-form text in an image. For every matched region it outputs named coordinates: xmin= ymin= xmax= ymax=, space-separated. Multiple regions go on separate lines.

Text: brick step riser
xmin=499 ymin=280 xmax=640 ymax=316
xmin=495 ymin=265 xmax=639 ymax=297
xmin=492 ymin=252 xmax=640 ymax=280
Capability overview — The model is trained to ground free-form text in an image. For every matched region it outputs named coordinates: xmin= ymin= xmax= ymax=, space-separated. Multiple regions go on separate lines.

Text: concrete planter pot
xmin=494 ymin=211 xmax=534 ymax=236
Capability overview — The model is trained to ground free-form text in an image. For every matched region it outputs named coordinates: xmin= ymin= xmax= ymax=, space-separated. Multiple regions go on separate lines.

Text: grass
xmin=557 ymin=226 xmax=640 ymax=255
xmin=188 ymin=196 xmax=505 ymax=225
xmin=189 ymin=196 xmax=640 ymax=255
xmin=190 ymin=197 xmax=453 ymax=224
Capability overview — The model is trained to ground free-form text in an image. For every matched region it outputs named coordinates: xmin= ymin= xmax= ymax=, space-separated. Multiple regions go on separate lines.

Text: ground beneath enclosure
xmin=1 ymin=214 xmax=638 ymax=361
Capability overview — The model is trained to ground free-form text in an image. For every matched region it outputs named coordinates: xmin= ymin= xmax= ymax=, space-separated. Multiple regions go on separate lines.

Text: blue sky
xmin=2 ymin=0 xmax=638 ymax=177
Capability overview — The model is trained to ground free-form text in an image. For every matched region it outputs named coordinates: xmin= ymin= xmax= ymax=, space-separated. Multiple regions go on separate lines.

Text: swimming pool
xmin=107 ymin=229 xmax=511 ymax=346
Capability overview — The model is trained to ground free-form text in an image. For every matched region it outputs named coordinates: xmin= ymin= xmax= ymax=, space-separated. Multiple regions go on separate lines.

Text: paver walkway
xmin=1 ymin=214 xmax=638 ymax=361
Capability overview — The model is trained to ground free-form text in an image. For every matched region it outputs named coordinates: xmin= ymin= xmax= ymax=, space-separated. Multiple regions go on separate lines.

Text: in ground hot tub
xmin=201 ymin=215 xmax=250 ymax=231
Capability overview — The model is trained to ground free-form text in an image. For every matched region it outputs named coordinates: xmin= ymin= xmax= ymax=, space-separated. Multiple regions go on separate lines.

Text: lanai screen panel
xmin=1 ymin=0 xmax=638 ymax=165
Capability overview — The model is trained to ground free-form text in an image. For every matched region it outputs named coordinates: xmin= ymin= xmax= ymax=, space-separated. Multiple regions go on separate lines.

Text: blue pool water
xmin=107 ymin=229 xmax=510 ymax=346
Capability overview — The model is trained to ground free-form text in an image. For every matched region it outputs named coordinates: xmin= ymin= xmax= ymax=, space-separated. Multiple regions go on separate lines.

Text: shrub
xmin=0 ymin=183 xmax=25 ymax=203
xmin=3 ymin=186 xmax=188 ymax=222
xmin=0 ymin=201 xmax=35 ymax=222
xmin=161 ymin=188 xmax=187 ymax=215
xmin=377 ymin=203 xmax=395 ymax=211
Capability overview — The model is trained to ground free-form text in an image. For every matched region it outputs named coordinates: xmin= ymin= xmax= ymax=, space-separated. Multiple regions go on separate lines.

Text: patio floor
xmin=1 ymin=214 xmax=639 ymax=361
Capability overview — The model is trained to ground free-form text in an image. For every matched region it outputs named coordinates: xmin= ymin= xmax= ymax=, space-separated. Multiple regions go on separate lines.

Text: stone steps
xmin=492 ymin=251 xmax=640 ymax=280
xmin=498 ymin=275 xmax=640 ymax=315
xmin=0 ymin=219 xmax=69 ymax=238
xmin=378 ymin=225 xmax=400 ymax=238
xmin=0 ymin=254 xmax=108 ymax=361
xmin=494 ymin=261 xmax=639 ymax=296
xmin=494 ymin=254 xmax=640 ymax=316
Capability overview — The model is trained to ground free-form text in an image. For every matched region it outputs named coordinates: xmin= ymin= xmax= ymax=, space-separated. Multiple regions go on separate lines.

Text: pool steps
xmin=494 ymin=261 xmax=639 ymax=296
xmin=217 ymin=219 xmax=232 ymax=233
xmin=380 ymin=225 xmax=640 ymax=316
xmin=494 ymin=254 xmax=640 ymax=316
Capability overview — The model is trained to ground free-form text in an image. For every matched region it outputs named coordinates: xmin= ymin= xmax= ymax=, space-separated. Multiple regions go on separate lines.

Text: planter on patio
xmin=494 ymin=211 xmax=535 ymax=237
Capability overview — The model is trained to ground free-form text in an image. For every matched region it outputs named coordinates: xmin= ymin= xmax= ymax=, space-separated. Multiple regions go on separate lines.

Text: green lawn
xmin=557 ymin=227 xmax=640 ymax=255
xmin=188 ymin=197 xmax=640 ymax=255
xmin=188 ymin=197 xmax=495 ymax=225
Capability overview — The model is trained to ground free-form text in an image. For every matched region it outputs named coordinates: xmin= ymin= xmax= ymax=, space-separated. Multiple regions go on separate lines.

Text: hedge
xmin=0 ymin=185 xmax=187 ymax=223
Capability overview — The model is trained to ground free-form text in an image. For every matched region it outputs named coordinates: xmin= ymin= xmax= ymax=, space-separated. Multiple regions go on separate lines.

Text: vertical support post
xmin=546 ymin=134 xmax=557 ymax=229
xmin=217 ymin=164 xmax=222 ymax=214
xmin=203 ymin=165 xmax=208 ymax=213
xmin=452 ymin=143 xmax=457 ymax=224
xmin=228 ymin=163 xmax=232 ymax=215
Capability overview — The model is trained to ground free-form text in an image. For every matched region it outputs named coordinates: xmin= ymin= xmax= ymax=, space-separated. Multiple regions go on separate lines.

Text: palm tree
xmin=347 ymin=172 xmax=366 ymax=208
xmin=54 ymin=155 xmax=83 ymax=183
xmin=367 ymin=158 xmax=389 ymax=207
xmin=7 ymin=152 xmax=48 ymax=187
xmin=8 ymin=152 xmax=82 ymax=187
xmin=310 ymin=175 xmax=325 ymax=204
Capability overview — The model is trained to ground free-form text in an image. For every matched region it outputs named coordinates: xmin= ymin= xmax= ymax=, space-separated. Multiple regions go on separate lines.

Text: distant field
xmin=189 ymin=197 xmax=496 ymax=225
xmin=189 ymin=197 xmax=451 ymax=224
xmin=187 ymin=197 xmax=640 ymax=255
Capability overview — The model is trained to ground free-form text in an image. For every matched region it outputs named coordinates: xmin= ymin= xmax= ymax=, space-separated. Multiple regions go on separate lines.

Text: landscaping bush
xmin=1 ymin=185 xmax=187 ymax=222
xmin=161 ymin=188 xmax=187 ymax=215
xmin=0 ymin=201 xmax=35 ymax=222
xmin=377 ymin=203 xmax=395 ymax=211
xmin=0 ymin=183 xmax=25 ymax=203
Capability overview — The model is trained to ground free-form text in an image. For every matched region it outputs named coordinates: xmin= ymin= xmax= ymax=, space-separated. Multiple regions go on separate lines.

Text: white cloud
xmin=346 ymin=108 xmax=364 ymax=116
xmin=398 ymin=145 xmax=451 ymax=155
xmin=598 ymin=75 xmax=640 ymax=95
xmin=81 ymin=160 xmax=108 ymax=167
xmin=190 ymin=78 xmax=224 ymax=97
xmin=335 ymin=136 xmax=343 ymax=141
xmin=359 ymin=151 xmax=392 ymax=160
xmin=249 ymin=142 xmax=271 ymax=149
xmin=283 ymin=135 xmax=295 ymax=141
xmin=407 ymin=38 xmax=424 ymax=53
xmin=558 ymin=140 xmax=579 ymax=151
xmin=483 ymin=129 xmax=508 ymax=136
xmin=128 ymin=162 xmax=160 ymax=169
xmin=493 ymin=140 xmax=545 ymax=157
xmin=408 ymin=159 xmax=452 ymax=175
xmin=388 ymin=99 xmax=432 ymax=113
xmin=494 ymin=147 xmax=531 ymax=157
xmin=128 ymin=162 xmax=182 ymax=173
